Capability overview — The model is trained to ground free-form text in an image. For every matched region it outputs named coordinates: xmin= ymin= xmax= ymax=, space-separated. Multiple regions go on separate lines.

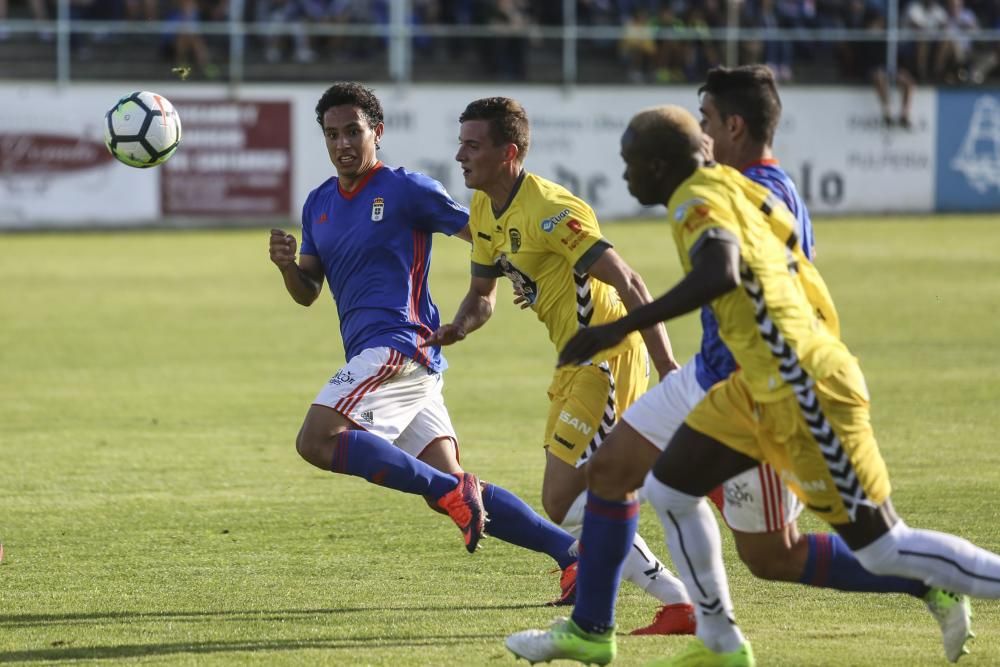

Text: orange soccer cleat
xmin=630 ymin=603 xmax=697 ymax=636
xmin=436 ymin=472 xmax=487 ymax=553
xmin=547 ymin=561 xmax=578 ymax=606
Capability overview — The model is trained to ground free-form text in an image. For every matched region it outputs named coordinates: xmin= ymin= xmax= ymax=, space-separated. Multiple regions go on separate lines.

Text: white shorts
xmin=312 ymin=347 xmax=458 ymax=459
xmin=624 ymin=359 xmax=803 ymax=534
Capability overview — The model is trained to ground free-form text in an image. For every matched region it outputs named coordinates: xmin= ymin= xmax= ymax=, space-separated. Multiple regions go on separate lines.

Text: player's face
xmin=456 ymin=120 xmax=510 ymax=191
xmin=620 ymin=130 xmax=661 ymax=206
xmin=322 ymin=105 xmax=384 ymax=181
xmin=699 ymin=93 xmax=734 ymax=166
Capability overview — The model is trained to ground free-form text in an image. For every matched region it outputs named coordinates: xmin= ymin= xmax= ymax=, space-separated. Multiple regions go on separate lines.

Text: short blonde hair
xmin=627 ymin=105 xmax=702 ymax=162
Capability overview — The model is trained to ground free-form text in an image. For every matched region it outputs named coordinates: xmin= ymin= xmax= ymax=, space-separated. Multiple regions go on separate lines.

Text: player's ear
xmin=727 ymin=114 xmax=746 ymax=140
xmin=504 ymin=143 xmax=519 ymax=164
xmin=373 ymin=121 xmax=385 ymax=147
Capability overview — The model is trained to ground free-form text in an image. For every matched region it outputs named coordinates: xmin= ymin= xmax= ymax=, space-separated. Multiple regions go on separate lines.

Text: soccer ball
xmin=103 ymin=91 xmax=182 ymax=168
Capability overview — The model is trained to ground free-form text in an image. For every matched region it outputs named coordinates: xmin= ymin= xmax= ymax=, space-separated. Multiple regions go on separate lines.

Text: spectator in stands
xmin=935 ymin=0 xmax=979 ymax=81
xmin=437 ymin=0 xmax=476 ymax=58
xmin=0 ymin=0 xmax=50 ymax=41
xmin=853 ymin=6 xmax=916 ymax=128
xmin=966 ymin=0 xmax=999 ymax=82
xmin=904 ymin=0 xmax=948 ymax=81
xmin=329 ymin=0 xmax=390 ymax=57
xmin=686 ymin=3 xmax=723 ymax=81
xmin=257 ymin=0 xmax=321 ymax=64
xmin=620 ymin=7 xmax=656 ymax=83
xmin=653 ymin=5 xmax=688 ymax=83
xmin=125 ymin=0 xmax=159 ymax=22
xmin=481 ymin=0 xmax=532 ymax=81
xmin=163 ymin=0 xmax=220 ymax=78
xmin=742 ymin=0 xmax=796 ymax=81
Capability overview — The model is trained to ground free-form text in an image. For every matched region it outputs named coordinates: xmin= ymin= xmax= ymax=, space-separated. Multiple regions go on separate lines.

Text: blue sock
xmin=800 ymin=533 xmax=929 ymax=597
xmin=481 ymin=483 xmax=577 ymax=569
xmin=571 ymin=492 xmax=638 ymax=635
xmin=330 ymin=430 xmax=457 ymax=499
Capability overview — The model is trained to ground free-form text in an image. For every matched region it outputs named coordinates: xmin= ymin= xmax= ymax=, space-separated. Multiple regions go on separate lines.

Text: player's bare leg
xmin=541 ymin=451 xmax=588 ymax=525
xmin=731 ymin=525 xmax=808 ymax=582
xmin=417 ymin=436 xmax=463 ymax=515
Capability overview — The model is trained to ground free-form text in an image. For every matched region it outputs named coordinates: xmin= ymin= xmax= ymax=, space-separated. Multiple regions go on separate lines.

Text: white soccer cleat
xmin=505 ymin=617 xmax=615 ymax=665
xmin=924 ymin=588 xmax=974 ymax=662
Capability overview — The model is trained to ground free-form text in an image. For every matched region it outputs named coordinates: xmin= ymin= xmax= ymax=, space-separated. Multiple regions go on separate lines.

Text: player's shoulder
xmin=670 ymin=165 xmax=732 ymax=210
xmin=520 ymin=172 xmax=596 ymax=221
xmin=304 ymin=175 xmax=339 ymax=208
xmin=383 ymin=164 xmax=450 ymax=193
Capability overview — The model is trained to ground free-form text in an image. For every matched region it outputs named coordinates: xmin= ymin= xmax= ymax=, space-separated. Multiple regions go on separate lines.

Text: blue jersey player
xmin=269 ymin=82 xmax=579 ymax=586
xmin=506 ymin=66 xmax=973 ymax=665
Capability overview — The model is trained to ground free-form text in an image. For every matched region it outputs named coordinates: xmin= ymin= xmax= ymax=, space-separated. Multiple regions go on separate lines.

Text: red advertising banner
xmin=161 ymin=100 xmax=291 ymax=217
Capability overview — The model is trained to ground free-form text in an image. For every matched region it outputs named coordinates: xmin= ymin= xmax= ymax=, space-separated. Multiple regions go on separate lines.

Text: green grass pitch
xmin=1 ymin=216 xmax=998 ymax=666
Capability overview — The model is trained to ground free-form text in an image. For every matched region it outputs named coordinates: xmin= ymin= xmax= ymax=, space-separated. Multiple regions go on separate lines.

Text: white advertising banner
xmin=0 ymin=85 xmax=160 ymax=228
xmin=0 ymin=82 xmax=938 ymax=229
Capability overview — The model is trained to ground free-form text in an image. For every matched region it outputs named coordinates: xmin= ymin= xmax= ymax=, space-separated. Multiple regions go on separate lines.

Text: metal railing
xmin=1 ymin=0 xmax=999 ymax=87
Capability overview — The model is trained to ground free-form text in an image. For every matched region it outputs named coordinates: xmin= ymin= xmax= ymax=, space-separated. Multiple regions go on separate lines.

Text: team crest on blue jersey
xmin=371 ymin=197 xmax=385 ymax=222
xmin=509 ymin=228 xmax=522 ymax=253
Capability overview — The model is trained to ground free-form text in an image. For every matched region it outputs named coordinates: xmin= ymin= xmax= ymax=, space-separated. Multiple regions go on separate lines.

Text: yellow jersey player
xmin=507 ymin=105 xmax=1000 ymax=666
xmin=424 ymin=97 xmax=698 ymax=635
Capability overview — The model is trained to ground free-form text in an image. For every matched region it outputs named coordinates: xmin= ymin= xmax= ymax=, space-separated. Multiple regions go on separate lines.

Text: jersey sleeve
xmin=299 ymin=189 xmax=318 ymax=257
xmin=407 ymin=171 xmax=470 ymax=235
xmin=537 ymin=198 xmax=611 ymax=273
xmin=468 ymin=201 xmax=502 ymax=277
xmin=672 ymin=195 xmax=740 ymax=261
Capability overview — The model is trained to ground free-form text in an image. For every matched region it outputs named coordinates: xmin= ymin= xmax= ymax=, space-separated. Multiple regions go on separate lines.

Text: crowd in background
xmin=0 ymin=0 xmax=997 ymax=84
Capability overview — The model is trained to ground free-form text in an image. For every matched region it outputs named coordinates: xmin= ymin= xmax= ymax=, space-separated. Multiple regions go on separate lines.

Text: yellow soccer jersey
xmin=470 ymin=171 xmax=641 ymax=363
xmin=669 ymin=164 xmax=853 ymax=401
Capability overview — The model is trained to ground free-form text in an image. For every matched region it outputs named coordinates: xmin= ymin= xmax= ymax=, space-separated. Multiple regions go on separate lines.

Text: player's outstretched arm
xmin=558 ymin=238 xmax=740 ymax=367
xmin=424 ymin=276 xmax=498 ymax=347
xmin=452 ymin=224 xmax=473 ymax=244
xmin=269 ymin=228 xmax=324 ymax=307
xmin=585 ymin=248 xmax=679 ymax=379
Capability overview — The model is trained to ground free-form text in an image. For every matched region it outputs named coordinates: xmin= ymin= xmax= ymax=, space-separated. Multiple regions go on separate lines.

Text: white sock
xmin=561 ymin=490 xmax=689 ymax=605
xmin=621 ymin=531 xmax=691 ymax=605
xmin=644 ymin=471 xmax=745 ymax=653
xmin=854 ymin=519 xmax=1000 ymax=598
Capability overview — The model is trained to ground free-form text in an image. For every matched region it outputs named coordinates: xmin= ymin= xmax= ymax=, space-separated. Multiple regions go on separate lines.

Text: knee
xmin=542 ymin=488 xmax=571 ymax=526
xmin=642 ymin=471 xmax=701 ymax=515
xmin=738 ymin=548 xmax=799 ymax=582
xmin=586 ymin=450 xmax=638 ymax=499
xmin=295 ymin=427 xmax=333 ymax=470
xmin=852 ymin=521 xmax=908 ymax=576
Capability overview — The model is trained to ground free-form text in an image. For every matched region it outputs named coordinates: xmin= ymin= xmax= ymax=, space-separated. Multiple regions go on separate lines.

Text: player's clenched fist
xmin=269 ymin=228 xmax=298 ymax=271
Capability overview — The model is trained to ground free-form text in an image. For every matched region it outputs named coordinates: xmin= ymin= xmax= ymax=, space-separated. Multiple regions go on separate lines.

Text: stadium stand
xmin=0 ymin=0 xmax=997 ymax=84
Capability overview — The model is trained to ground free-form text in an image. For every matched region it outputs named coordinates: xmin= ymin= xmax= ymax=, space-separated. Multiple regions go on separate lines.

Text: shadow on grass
xmin=0 ymin=634 xmax=504 ymax=663
xmin=0 ymin=602 xmax=540 ymax=628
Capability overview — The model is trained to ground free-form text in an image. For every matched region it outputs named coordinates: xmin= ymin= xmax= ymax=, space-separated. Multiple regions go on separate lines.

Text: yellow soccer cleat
xmin=646 ymin=637 xmax=755 ymax=667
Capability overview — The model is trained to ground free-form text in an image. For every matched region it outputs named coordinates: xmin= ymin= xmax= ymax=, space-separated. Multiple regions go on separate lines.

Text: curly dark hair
xmin=459 ymin=97 xmax=530 ymax=161
xmin=315 ymin=82 xmax=384 ymax=129
xmin=698 ymin=65 xmax=782 ymax=147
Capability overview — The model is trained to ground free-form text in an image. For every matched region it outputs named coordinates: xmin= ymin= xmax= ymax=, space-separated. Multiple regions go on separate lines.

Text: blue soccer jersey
xmin=300 ymin=162 xmax=469 ymax=373
xmin=694 ymin=159 xmax=815 ymax=390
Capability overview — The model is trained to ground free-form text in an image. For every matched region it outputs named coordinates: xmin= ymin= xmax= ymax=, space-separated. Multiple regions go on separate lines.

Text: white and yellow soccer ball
xmin=103 ymin=91 xmax=182 ymax=168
